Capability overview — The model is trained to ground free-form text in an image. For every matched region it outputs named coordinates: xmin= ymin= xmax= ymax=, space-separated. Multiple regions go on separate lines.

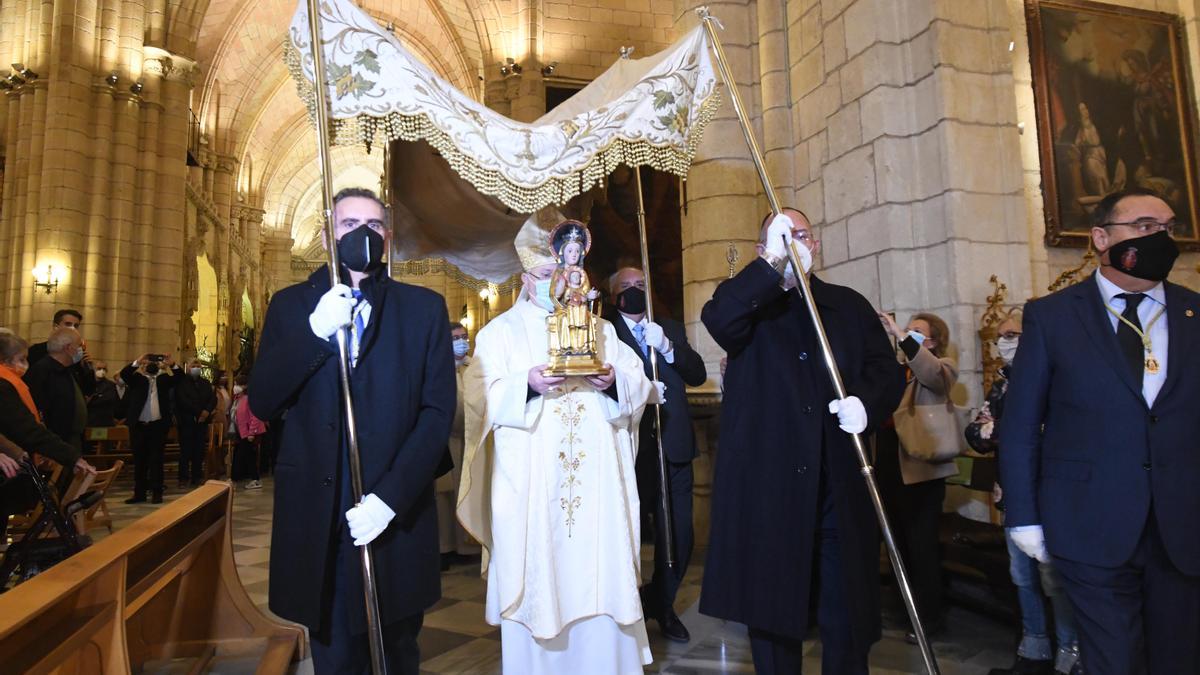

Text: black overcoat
xmin=249 ymin=267 xmax=456 ymax=635
xmin=699 ymin=259 xmax=905 ymax=647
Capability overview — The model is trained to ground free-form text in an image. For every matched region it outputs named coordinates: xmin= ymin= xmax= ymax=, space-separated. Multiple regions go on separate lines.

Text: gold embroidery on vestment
xmin=553 ymin=393 xmax=587 ymax=536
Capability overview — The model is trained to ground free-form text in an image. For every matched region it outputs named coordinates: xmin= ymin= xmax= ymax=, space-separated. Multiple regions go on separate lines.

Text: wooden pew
xmin=0 ymin=482 xmax=305 ymax=674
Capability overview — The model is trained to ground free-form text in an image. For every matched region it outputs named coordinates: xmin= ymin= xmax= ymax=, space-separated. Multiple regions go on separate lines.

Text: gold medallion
xmin=1145 ymin=355 xmax=1161 ymax=375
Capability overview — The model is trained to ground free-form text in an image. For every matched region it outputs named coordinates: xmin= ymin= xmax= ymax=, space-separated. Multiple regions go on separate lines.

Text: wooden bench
xmin=0 ymin=482 xmax=306 ymax=673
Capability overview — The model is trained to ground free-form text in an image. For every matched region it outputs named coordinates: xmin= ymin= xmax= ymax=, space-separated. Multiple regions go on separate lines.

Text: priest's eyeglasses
xmin=1102 ymin=218 xmax=1177 ymax=235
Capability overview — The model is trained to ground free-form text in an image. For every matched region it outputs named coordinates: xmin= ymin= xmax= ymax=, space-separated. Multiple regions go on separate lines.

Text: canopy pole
xmin=632 ymin=166 xmax=677 ymax=571
xmin=305 ymin=1 xmax=388 ymax=672
xmin=696 ymin=8 xmax=940 ymax=674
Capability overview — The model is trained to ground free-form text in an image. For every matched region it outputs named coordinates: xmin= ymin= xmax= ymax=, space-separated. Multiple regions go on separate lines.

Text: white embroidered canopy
xmin=286 ymin=0 xmax=721 ymax=282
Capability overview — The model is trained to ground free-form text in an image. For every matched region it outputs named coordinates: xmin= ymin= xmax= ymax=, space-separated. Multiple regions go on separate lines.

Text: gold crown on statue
xmin=514 ymin=210 xmax=560 ymax=271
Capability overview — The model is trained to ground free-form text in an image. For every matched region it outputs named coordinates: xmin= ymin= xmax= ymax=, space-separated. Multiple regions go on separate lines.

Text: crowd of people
xmin=0 ymin=308 xmax=276 ymax=519
xmin=2 ymin=185 xmax=1194 ymax=675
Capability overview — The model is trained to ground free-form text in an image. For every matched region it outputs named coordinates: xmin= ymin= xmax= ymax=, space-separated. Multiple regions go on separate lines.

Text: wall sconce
xmin=541 ymin=61 xmax=558 ymax=77
xmin=105 ymin=72 xmax=119 ymax=86
xmin=500 ymin=57 xmax=522 ymax=77
xmin=33 ymin=264 xmax=60 ymax=295
xmin=130 ymin=80 xmax=144 ymax=94
xmin=479 ymin=287 xmax=491 ymax=302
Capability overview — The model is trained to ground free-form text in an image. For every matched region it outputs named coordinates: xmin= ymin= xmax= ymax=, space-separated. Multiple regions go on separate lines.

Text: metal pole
xmin=304 ymin=1 xmax=388 ymax=672
xmin=697 ymin=8 xmax=939 ymax=674
xmin=632 ymin=166 xmax=677 ymax=570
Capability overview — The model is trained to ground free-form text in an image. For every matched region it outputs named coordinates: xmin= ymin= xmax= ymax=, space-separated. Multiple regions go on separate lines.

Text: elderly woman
xmin=966 ymin=311 xmax=1080 ymax=675
xmin=0 ymin=331 xmax=95 ymax=539
xmin=876 ymin=311 xmax=958 ymax=640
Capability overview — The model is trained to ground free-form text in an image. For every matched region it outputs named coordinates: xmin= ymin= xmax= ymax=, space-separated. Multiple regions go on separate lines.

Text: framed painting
xmin=1026 ymin=0 xmax=1200 ymax=248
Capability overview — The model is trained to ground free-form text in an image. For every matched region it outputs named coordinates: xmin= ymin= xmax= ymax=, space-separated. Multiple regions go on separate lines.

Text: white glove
xmin=652 ymin=381 xmax=667 ymax=404
xmin=309 ymin=284 xmax=356 ymax=340
xmin=644 ymin=322 xmax=671 ymax=353
xmin=345 ymin=493 xmax=396 ymax=546
xmin=828 ymin=396 xmax=867 ymax=434
xmin=1009 ymin=525 xmax=1051 ymax=563
xmin=764 ymin=213 xmax=812 ymax=274
xmin=764 ymin=213 xmax=793 ymax=259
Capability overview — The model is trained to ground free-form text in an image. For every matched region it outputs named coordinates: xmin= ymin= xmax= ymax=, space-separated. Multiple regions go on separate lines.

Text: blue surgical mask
xmin=533 ymin=279 xmax=554 ymax=311
xmin=71 ymin=346 xmax=84 ymax=364
xmin=452 ymin=339 xmax=469 ymax=358
xmin=906 ymin=330 xmax=926 ymax=345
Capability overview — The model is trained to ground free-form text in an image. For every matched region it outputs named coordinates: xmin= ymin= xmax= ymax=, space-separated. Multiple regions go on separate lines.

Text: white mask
xmin=233 ymin=385 xmax=245 ymax=395
xmin=997 ymin=336 xmax=1019 ymax=365
xmin=94 ymin=369 xmax=107 ymax=379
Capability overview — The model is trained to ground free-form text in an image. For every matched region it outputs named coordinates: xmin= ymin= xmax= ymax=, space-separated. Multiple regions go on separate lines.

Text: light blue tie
xmin=351 ymin=290 xmax=366 ymax=366
xmin=632 ymin=323 xmax=648 ymax=357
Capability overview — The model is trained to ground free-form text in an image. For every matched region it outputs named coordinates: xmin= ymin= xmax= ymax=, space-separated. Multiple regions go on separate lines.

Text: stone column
xmin=672 ymin=1 xmax=765 ymax=374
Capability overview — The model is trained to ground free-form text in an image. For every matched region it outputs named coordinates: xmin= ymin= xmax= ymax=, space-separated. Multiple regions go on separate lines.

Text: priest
xmin=458 ymin=216 xmax=660 ymax=673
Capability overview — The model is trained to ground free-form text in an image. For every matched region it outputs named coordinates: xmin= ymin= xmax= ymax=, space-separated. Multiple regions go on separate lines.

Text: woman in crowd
xmin=876 ymin=311 xmax=959 ymax=640
xmin=231 ymin=374 xmax=266 ymax=490
xmin=0 ymin=331 xmax=95 ymax=539
xmin=967 ymin=311 xmax=1080 ymax=675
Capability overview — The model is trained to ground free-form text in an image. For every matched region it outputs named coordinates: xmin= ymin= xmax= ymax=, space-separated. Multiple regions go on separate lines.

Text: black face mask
xmin=337 ymin=225 xmax=385 ymax=273
xmin=617 ymin=287 xmax=647 ymax=315
xmin=145 ymin=363 xmax=159 ymax=376
xmin=1105 ymin=230 xmax=1179 ymax=282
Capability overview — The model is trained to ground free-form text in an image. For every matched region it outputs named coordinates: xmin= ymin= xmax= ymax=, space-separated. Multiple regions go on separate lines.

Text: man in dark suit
xmin=1000 ymin=188 xmax=1200 ymax=674
xmin=602 ymin=266 xmax=708 ymax=643
xmin=174 ymin=359 xmax=216 ymax=488
xmin=249 ymin=187 xmax=455 ymax=674
xmin=27 ymin=309 xmax=95 ymax=396
xmin=120 ymin=353 xmax=182 ymax=504
xmin=700 ymin=208 xmax=905 ymax=674
xmin=24 ymin=328 xmax=88 ymax=460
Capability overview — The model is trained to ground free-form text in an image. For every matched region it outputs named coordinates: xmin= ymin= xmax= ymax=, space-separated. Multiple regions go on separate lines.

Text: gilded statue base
xmin=544 ymin=353 xmax=609 ymax=377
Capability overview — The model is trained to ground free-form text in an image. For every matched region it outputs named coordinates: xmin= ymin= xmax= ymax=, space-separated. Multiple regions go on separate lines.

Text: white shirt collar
xmin=1094 ymin=270 xmax=1166 ymax=307
xmin=619 ymin=312 xmax=646 ymax=331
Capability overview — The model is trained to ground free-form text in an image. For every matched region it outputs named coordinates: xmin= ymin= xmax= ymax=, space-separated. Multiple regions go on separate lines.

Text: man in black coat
xmin=249 ymin=188 xmax=455 ymax=674
xmin=700 ymin=209 xmax=905 ymax=674
xmin=174 ymin=359 xmax=216 ymax=488
xmin=602 ymin=266 xmax=707 ymax=643
xmin=27 ymin=308 xmax=95 ymax=396
xmin=121 ymin=354 xmax=182 ymax=504
xmin=1000 ymin=189 xmax=1200 ymax=674
xmin=24 ymin=328 xmax=88 ymax=460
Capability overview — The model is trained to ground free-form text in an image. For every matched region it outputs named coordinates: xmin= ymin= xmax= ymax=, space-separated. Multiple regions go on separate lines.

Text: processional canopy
xmin=286 ymin=0 xmax=722 ymax=283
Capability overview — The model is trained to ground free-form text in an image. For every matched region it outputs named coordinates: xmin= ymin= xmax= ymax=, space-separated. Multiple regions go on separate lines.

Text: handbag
xmin=893 ymin=368 xmax=970 ymax=462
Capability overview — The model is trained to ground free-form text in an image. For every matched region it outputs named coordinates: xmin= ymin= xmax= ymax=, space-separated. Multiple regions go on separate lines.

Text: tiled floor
xmin=95 ymin=476 xmax=1016 ymax=674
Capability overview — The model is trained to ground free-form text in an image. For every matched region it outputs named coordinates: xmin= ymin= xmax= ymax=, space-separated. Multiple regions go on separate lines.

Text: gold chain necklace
xmin=1103 ymin=299 xmax=1166 ymax=374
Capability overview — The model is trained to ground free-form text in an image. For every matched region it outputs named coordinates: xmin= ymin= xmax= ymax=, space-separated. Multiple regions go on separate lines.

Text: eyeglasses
xmin=1103 ymin=218 xmax=1177 ymax=235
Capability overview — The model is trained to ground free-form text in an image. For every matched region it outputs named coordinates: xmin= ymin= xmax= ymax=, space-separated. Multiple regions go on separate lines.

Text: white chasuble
xmin=458 ymin=298 xmax=656 ymax=672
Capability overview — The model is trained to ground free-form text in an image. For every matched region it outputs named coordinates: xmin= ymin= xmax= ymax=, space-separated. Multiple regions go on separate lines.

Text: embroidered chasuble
xmin=459 ymin=297 xmax=656 ymax=672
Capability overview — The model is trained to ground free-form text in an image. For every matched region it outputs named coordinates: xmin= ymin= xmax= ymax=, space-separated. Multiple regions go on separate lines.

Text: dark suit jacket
xmin=174 ymin=375 xmax=216 ymax=426
xmin=999 ymin=276 xmax=1200 ymax=575
xmin=0 ymin=381 xmax=80 ymax=466
xmin=249 ymin=266 xmax=455 ymax=635
xmin=699 ymin=260 xmax=905 ymax=644
xmin=602 ymin=306 xmax=707 ymax=462
xmin=27 ymin=341 xmax=95 ymax=396
xmin=119 ymin=363 xmax=181 ymax=425
xmin=24 ymin=358 xmax=86 ymax=451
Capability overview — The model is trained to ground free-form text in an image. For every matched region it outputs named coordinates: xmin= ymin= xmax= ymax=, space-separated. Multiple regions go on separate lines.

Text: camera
xmin=147 ymin=354 xmax=166 ymax=362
